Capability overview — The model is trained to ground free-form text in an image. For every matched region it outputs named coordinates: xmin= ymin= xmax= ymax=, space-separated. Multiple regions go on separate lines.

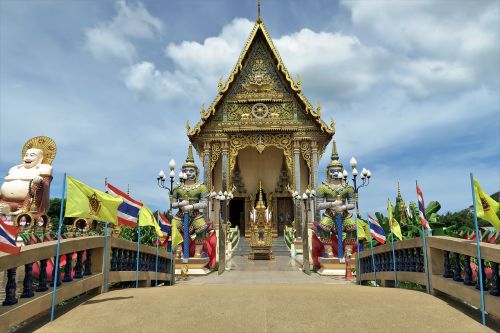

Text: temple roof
xmin=187 ymin=18 xmax=334 ymax=139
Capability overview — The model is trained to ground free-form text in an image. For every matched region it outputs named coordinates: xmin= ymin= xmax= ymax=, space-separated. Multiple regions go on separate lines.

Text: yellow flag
xmin=387 ymin=199 xmax=403 ymax=240
xmin=474 ymin=178 xmax=500 ymax=230
xmin=357 ymin=219 xmax=370 ymax=241
xmin=171 ymin=222 xmax=183 ymax=248
xmin=65 ymin=176 xmax=123 ymax=224
xmin=138 ymin=205 xmax=163 ymax=238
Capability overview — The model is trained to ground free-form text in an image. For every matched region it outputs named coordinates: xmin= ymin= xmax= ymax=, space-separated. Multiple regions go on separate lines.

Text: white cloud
xmin=122 ymin=18 xmax=253 ymax=101
xmin=275 ymin=29 xmax=388 ymax=100
xmin=122 ymin=61 xmax=199 ymax=100
xmin=85 ymin=1 xmax=163 ymax=63
xmin=341 ymin=0 xmax=499 ymax=96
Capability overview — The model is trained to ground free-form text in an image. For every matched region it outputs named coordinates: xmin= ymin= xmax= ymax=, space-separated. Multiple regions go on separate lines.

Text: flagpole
xmin=416 ymin=181 xmax=431 ymax=294
xmin=155 ymin=212 xmax=159 ymax=287
xmin=102 ymin=178 xmax=110 ymax=293
xmin=390 ymin=233 xmax=398 ymax=288
xmin=50 ymin=173 xmax=67 ymax=321
xmin=354 ymin=213 xmax=361 ymax=285
xmin=388 ymin=198 xmax=398 ymax=288
xmin=136 ymin=224 xmax=141 ymax=288
xmin=367 ymin=215 xmax=377 ymax=285
xmin=103 ymin=221 xmax=109 ymax=292
xmin=470 ymin=173 xmax=486 ymax=326
xmin=170 ymin=233 xmax=174 ymax=285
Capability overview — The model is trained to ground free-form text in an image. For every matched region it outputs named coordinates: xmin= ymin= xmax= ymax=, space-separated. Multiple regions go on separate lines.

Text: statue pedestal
xmin=317 ymin=256 xmax=357 ymax=277
xmin=174 ymin=258 xmax=211 ymax=276
xmin=293 ymin=239 xmax=303 ymax=256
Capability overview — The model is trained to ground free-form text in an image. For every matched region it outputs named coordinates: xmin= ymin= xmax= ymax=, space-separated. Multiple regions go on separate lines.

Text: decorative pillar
xmin=293 ymin=140 xmax=302 ymax=240
xmin=203 ymin=142 xmax=211 ymax=220
xmin=244 ymin=196 xmax=251 ymax=238
xmin=203 ymin=142 xmax=211 ymax=186
xmin=311 ymin=141 xmax=319 ymax=222
xmin=221 ymin=141 xmax=229 ymax=193
xmin=218 ymin=141 xmax=229 ymax=274
xmin=272 ymin=196 xmax=278 ymax=237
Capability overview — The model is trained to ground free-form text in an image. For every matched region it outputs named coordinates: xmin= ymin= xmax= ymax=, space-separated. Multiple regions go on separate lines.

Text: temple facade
xmin=187 ymin=14 xmax=334 ymax=237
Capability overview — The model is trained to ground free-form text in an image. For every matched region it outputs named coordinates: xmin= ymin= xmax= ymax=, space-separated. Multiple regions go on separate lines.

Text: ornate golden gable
xmin=187 ymin=20 xmax=334 ymax=140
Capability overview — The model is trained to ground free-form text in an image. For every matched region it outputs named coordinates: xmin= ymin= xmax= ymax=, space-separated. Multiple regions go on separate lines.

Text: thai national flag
xmin=368 ymin=214 xmax=386 ymax=244
xmin=0 ymin=218 xmax=21 ymax=255
xmin=105 ymin=182 xmax=143 ymax=227
xmin=158 ymin=212 xmax=171 ymax=238
xmin=416 ymin=184 xmax=430 ymax=230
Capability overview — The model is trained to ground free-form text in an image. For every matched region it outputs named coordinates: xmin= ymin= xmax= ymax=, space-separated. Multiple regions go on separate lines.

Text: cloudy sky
xmin=1 ymin=0 xmax=498 ymax=216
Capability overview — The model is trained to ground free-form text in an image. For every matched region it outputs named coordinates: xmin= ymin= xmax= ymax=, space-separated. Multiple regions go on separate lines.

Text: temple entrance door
xmin=229 ymin=198 xmax=245 ymax=235
xmin=277 ymin=197 xmax=294 ymax=234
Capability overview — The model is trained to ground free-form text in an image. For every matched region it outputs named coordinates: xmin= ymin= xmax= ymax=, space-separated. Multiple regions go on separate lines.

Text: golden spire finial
xmin=257 ymin=0 xmax=262 ymax=23
xmin=397 ymin=181 xmax=407 ymax=224
xmin=256 ymin=180 xmax=266 ymax=208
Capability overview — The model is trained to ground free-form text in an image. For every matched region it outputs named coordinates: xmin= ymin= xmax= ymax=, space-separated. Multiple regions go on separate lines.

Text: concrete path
xmin=34 ymin=241 xmax=494 ymax=332
xmin=37 ymin=284 xmax=491 ymax=333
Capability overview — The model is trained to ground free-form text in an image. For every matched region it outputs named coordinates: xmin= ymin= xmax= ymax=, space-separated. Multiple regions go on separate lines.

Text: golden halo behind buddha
xmin=22 ymin=136 xmax=57 ymax=165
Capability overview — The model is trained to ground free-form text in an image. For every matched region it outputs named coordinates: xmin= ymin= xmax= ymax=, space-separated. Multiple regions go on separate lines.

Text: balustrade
xmin=358 ymin=236 xmax=500 ymax=319
xmin=0 ymin=236 xmax=174 ymax=332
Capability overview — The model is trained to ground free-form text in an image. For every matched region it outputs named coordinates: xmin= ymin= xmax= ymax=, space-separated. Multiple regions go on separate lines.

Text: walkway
xmin=33 ymin=237 xmax=494 ymax=332
xmin=36 ymin=284 xmax=491 ymax=332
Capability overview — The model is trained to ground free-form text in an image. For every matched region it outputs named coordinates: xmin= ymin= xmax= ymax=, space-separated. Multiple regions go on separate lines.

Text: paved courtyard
xmin=177 ymin=254 xmax=352 ymax=285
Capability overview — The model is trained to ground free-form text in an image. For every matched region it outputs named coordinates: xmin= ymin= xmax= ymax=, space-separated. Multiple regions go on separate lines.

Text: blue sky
xmin=1 ymin=0 xmax=498 ymax=216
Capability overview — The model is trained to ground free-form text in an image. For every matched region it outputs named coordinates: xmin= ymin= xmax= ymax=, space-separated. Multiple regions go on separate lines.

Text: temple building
xmin=187 ymin=11 xmax=334 ymax=237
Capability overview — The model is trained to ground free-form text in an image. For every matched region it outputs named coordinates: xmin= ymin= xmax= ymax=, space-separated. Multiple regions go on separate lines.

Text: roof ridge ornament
xmin=257 ymin=0 xmax=262 ymax=23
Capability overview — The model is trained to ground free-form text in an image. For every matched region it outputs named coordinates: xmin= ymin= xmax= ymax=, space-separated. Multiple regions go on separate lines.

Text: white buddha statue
xmin=0 ymin=136 xmax=56 ymax=216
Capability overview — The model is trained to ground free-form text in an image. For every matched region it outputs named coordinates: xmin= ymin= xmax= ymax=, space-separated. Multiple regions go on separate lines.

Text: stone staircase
xmin=231 ymin=235 xmax=290 ymax=257
xmin=231 ymin=236 xmax=250 ymax=257
xmin=272 ymin=237 xmax=291 ymax=257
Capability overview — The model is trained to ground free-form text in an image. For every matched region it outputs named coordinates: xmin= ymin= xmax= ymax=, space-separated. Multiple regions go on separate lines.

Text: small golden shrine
xmin=187 ymin=8 xmax=334 ymax=236
xmin=248 ymin=182 xmax=273 ymax=259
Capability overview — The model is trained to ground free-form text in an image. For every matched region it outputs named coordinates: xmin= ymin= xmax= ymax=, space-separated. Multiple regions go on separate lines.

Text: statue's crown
xmin=182 ymin=144 xmax=197 ymax=169
xmin=326 ymin=140 xmax=343 ymax=170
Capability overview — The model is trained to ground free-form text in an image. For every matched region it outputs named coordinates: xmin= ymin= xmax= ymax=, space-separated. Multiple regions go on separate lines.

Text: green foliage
xmin=48 ymin=198 xmax=72 ymax=227
xmin=370 ymin=190 xmax=499 ymax=244
xmin=372 ymin=199 xmax=442 ymax=243
xmin=119 ymin=225 xmax=158 ymax=246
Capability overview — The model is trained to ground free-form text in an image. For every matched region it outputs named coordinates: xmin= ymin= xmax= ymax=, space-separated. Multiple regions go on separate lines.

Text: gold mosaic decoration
xmin=186 ymin=20 xmax=334 ymax=138
xmin=209 ymin=142 xmax=222 ymax=172
xmin=300 ymin=141 xmax=312 ymax=171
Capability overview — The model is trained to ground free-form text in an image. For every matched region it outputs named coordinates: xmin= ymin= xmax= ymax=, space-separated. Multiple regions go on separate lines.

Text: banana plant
xmin=371 ymin=199 xmax=443 ymax=244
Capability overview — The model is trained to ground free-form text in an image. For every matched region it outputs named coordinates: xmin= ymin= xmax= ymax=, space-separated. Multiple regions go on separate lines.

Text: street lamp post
xmin=156 ymin=159 xmax=177 ymax=210
xmin=347 ymin=157 xmax=372 ymax=284
xmin=157 ymin=160 xmax=191 ymax=263
xmin=300 ymin=189 xmax=315 ymax=275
